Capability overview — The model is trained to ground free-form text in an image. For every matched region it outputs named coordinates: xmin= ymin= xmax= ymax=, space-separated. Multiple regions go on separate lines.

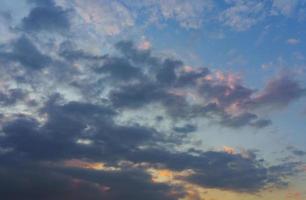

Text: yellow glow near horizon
xmin=148 ymin=167 xmax=306 ymax=200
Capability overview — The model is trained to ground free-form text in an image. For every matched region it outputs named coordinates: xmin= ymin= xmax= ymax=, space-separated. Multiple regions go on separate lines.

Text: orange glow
xmin=138 ymin=40 xmax=151 ymax=50
xmin=147 ymin=167 xmax=306 ymax=200
xmin=152 ymin=169 xmax=174 ymax=183
xmin=286 ymin=191 xmax=302 ymax=200
xmin=225 ymin=102 xmax=243 ymax=115
xmin=182 ymin=65 xmax=195 ymax=73
xmin=202 ymin=74 xmax=213 ymax=81
xmin=150 ymin=168 xmax=194 ymax=184
xmin=303 ymin=165 xmax=306 ymax=173
xmin=215 ymin=71 xmax=240 ymax=89
xmin=64 ymin=159 xmax=106 ymax=170
xmin=223 ymin=146 xmax=236 ymax=155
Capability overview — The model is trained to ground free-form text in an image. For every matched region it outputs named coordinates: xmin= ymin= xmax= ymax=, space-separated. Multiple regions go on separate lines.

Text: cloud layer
xmin=0 ymin=0 xmax=305 ymax=199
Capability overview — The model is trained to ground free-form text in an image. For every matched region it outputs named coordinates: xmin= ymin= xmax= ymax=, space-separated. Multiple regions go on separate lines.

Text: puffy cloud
xmin=248 ymin=75 xmax=306 ymax=109
xmin=92 ymin=41 xmax=305 ymax=128
xmin=127 ymin=148 xmax=301 ymax=192
xmin=0 ymin=163 xmax=181 ymax=200
xmin=0 ymin=88 xmax=26 ymax=106
xmin=59 ymin=0 xmax=134 ymax=36
xmin=0 ymin=36 xmax=52 ymax=69
xmin=0 ymin=83 xmax=301 ymax=198
xmin=21 ymin=0 xmax=70 ymax=33
xmin=95 ymin=56 xmax=143 ymax=81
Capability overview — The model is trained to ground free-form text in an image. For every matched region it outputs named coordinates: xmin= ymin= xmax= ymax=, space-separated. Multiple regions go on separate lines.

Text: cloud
xmin=109 ymin=82 xmax=168 ymax=108
xmin=0 ymin=12 xmax=15 ymax=43
xmin=173 ymin=124 xmax=197 ymax=134
xmin=95 ymin=56 xmax=143 ymax=81
xmin=0 ymin=36 xmax=52 ymax=69
xmin=0 ymin=162 xmax=182 ymax=200
xmin=58 ymin=0 xmax=134 ymax=36
xmin=123 ymin=0 xmax=213 ymax=29
xmin=0 ymin=89 xmax=301 ymax=197
xmin=92 ymin=41 xmax=305 ymax=128
xmin=0 ymin=88 xmax=26 ymax=106
xmin=127 ymin=148 xmax=300 ymax=192
xmin=0 ymin=4 xmax=305 ymax=196
xmin=271 ymin=0 xmax=300 ymax=16
xmin=59 ymin=41 xmax=106 ymax=61
xmin=21 ymin=0 xmax=70 ymax=33
xmin=1 ymin=35 xmax=302 ymax=131
xmin=155 ymin=0 xmax=213 ymax=29
xmin=115 ymin=41 xmax=158 ymax=65
xmin=219 ymin=112 xmax=268 ymax=129
xmin=220 ymin=0 xmax=266 ymax=31
xmin=287 ymin=38 xmax=300 ymax=45
xmin=248 ymin=75 xmax=306 ymax=109
xmin=287 ymin=146 xmax=306 ymax=157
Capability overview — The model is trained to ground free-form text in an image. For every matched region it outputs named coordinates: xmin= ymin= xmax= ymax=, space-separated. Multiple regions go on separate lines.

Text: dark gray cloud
xmin=176 ymin=67 xmax=209 ymax=87
xmin=0 ymin=36 xmax=51 ymax=69
xmin=250 ymin=119 xmax=272 ymax=128
xmin=95 ymin=56 xmax=143 ymax=81
xmin=0 ymin=162 xmax=182 ymax=200
xmin=101 ymin=40 xmax=284 ymax=128
xmin=173 ymin=124 xmax=197 ymax=134
xmin=292 ymin=150 xmax=306 ymax=156
xmin=156 ymin=59 xmax=182 ymax=86
xmin=126 ymin=148 xmax=300 ymax=192
xmin=0 ymin=93 xmax=301 ymax=198
xmin=287 ymin=146 xmax=306 ymax=157
xmin=1 ymin=96 xmax=159 ymax=162
xmin=59 ymin=167 xmax=183 ymax=200
xmin=21 ymin=0 xmax=70 ymax=33
xmin=247 ymin=76 xmax=306 ymax=109
xmin=199 ymin=81 xmax=254 ymax=107
xmin=59 ymin=41 xmax=106 ymax=61
xmin=109 ymin=82 xmax=168 ymax=108
xmin=115 ymin=41 xmax=158 ymax=65
xmin=219 ymin=112 xmax=271 ymax=129
xmin=0 ymin=89 xmax=26 ymax=106
xmin=220 ymin=112 xmax=258 ymax=128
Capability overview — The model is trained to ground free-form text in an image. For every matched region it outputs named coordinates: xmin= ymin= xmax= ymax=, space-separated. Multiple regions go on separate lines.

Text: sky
xmin=0 ymin=0 xmax=306 ymax=199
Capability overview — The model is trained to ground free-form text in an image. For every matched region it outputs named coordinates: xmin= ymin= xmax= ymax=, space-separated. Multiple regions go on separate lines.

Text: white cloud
xmin=271 ymin=0 xmax=300 ymax=16
xmin=287 ymin=38 xmax=300 ymax=45
xmin=220 ymin=0 xmax=266 ymax=31
xmin=55 ymin=0 xmax=306 ymax=34
xmin=157 ymin=0 xmax=213 ymax=29
xmin=57 ymin=0 xmax=135 ymax=36
xmin=123 ymin=0 xmax=213 ymax=29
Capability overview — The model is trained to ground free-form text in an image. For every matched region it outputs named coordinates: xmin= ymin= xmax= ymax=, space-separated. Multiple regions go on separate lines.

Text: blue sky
xmin=0 ymin=0 xmax=305 ymax=199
